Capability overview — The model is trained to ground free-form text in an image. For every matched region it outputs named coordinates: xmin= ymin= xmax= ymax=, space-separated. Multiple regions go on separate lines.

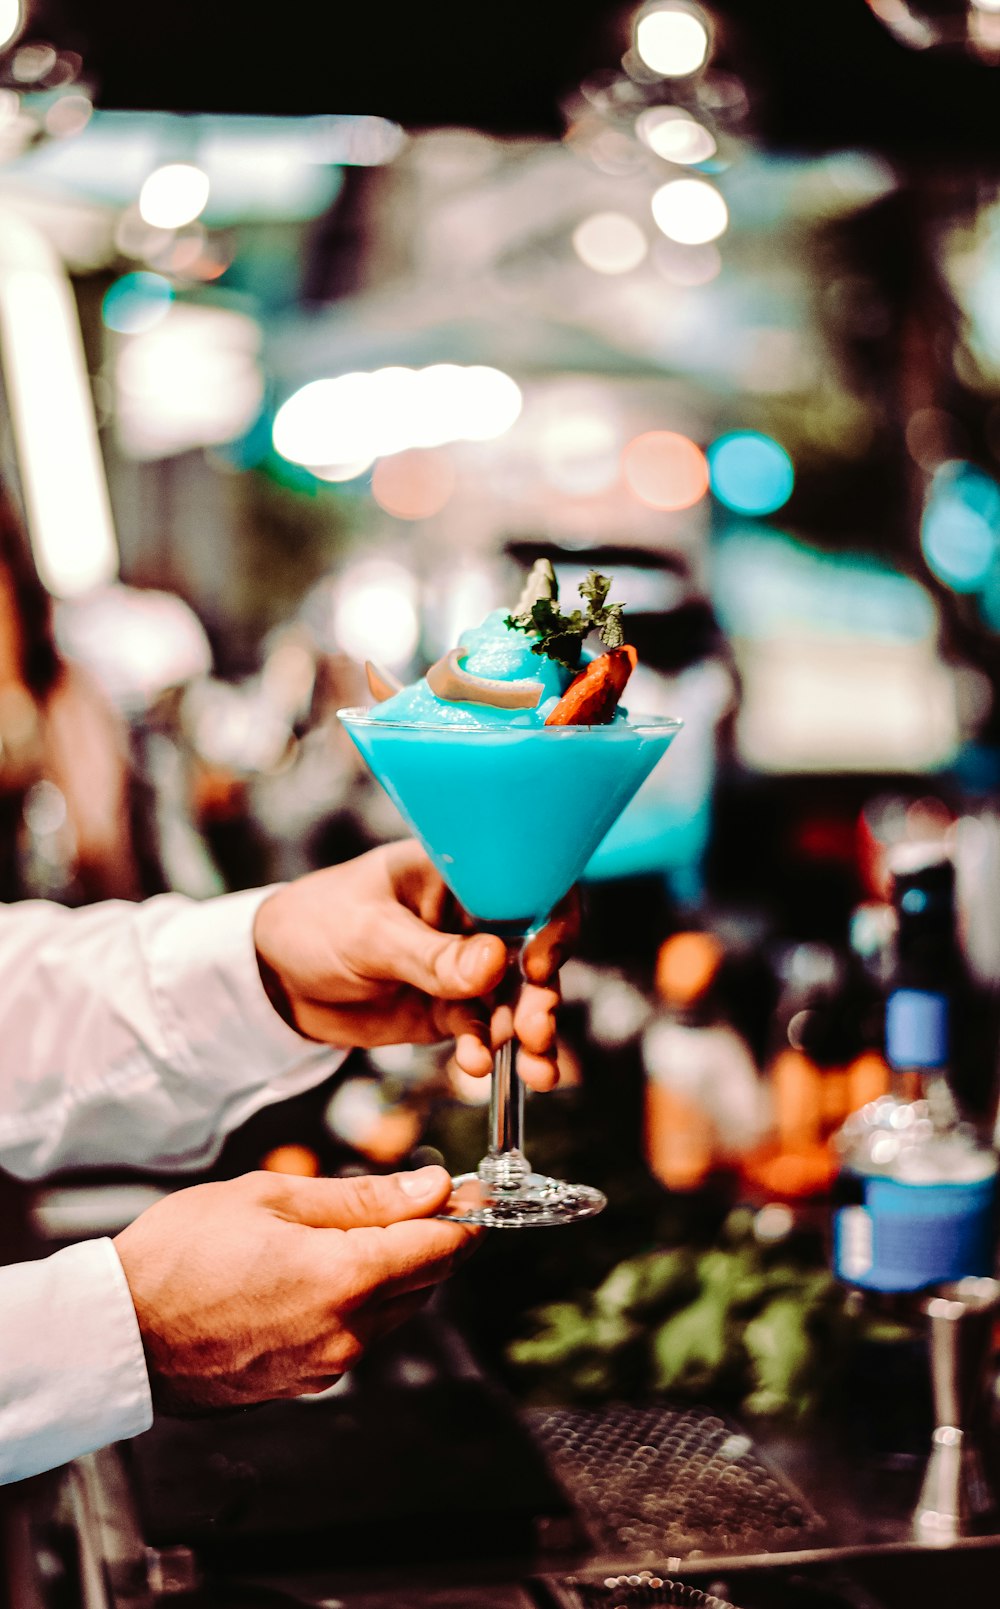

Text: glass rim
xmin=337 ymin=705 xmax=683 ymax=735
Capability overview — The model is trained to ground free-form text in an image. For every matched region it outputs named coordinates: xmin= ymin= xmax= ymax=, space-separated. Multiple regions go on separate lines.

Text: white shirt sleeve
xmin=0 ymin=886 xmax=343 ymax=1179
xmin=0 ymin=886 xmax=347 ymax=1485
xmin=0 ymin=1240 xmax=151 ymax=1484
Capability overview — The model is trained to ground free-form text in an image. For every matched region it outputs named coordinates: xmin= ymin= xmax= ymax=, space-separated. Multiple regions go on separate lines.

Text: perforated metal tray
xmin=524 ymin=1403 xmax=825 ymax=1563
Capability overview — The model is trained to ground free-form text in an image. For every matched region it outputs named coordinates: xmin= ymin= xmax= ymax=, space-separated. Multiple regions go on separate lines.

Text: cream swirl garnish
xmin=425 ymin=648 xmax=543 ymax=709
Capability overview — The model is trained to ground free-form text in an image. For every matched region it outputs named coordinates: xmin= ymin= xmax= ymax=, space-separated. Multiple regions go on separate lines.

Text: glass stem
xmin=477 ymin=945 xmax=531 ymax=1192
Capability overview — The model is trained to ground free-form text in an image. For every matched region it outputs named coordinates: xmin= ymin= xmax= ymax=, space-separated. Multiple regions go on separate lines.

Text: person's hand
xmin=253 ymin=840 xmax=578 ymax=1090
xmin=114 ymin=1165 xmax=478 ymax=1412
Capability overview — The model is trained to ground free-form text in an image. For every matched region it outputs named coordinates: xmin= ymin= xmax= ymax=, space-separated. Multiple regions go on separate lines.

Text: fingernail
xmin=401 ymin=1165 xmax=445 ymax=1199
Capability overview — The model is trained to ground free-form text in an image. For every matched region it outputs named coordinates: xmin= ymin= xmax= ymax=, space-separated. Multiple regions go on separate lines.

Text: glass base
xmin=440 ymin=1170 xmax=607 ymax=1228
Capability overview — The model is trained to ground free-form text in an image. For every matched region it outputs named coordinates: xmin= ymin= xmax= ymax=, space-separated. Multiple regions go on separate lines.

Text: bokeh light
xmin=653 ymin=238 xmax=722 ymax=285
xmin=636 ymin=106 xmax=717 ymax=166
xmin=572 ymin=211 xmax=648 ymax=274
xmin=445 ymin=365 xmax=523 ymax=441
xmin=537 ymin=402 xmax=621 ymax=495
xmin=101 ymin=272 xmax=174 ymax=335
xmin=12 ymin=42 xmax=54 ymax=81
xmin=139 ymin=163 xmax=211 ymax=229
xmin=622 ymin=430 xmax=709 ymax=510
xmin=371 ymin=449 xmax=456 ymax=520
xmin=708 ymin=431 xmax=795 ymax=515
xmin=155 ymin=227 xmax=233 ymax=282
xmin=0 ymin=0 xmax=21 ymax=51
xmin=651 ymin=177 xmax=728 ymax=245
xmin=333 ymin=560 xmax=420 ymax=668
xmin=635 ymin=3 xmax=710 ymax=76
xmin=114 ymin=304 xmax=263 ymax=460
xmin=921 ymin=460 xmax=1000 ymax=592
xmin=44 ymin=93 xmax=92 ymax=139
xmin=314 ymin=457 xmax=374 ymax=483
xmin=273 ymin=365 xmax=522 ymax=467
xmin=905 ymin=407 xmax=965 ymax=470
xmin=275 ymin=373 xmax=381 ymax=467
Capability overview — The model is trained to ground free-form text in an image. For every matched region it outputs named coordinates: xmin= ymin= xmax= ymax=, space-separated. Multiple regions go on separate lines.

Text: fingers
xmin=348 ymin=1216 xmax=482 ymax=1301
xmin=363 ymin=902 xmax=508 ymax=1001
xmin=517 ymin=1047 xmax=560 ymax=1092
xmin=512 ymin=983 xmax=560 ymax=1055
xmin=269 ymin=1165 xmax=454 ymax=1230
xmin=521 ymin=887 xmax=581 ymax=985
xmin=494 ymin=982 xmax=561 ymax=1090
xmin=304 ymin=1291 xmax=433 ymax=1389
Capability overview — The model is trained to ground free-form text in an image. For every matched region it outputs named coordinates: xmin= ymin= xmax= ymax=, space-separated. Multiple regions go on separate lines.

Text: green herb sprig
xmin=505 ymin=567 xmax=626 ymax=670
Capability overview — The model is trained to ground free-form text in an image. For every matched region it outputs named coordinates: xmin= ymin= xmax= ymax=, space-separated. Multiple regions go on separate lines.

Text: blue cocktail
xmin=339 ymin=715 xmax=679 ymax=928
xmin=339 ymin=709 xmax=680 ymax=1225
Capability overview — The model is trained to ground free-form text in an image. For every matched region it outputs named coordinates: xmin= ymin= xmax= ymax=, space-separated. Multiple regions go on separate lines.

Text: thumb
xmin=367 ymin=903 xmax=508 ymax=999
xmin=272 ymin=1166 xmax=455 ymax=1230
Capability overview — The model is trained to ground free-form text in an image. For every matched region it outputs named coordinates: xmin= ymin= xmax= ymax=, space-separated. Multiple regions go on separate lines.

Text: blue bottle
xmin=833 ymin=852 xmax=998 ymax=1293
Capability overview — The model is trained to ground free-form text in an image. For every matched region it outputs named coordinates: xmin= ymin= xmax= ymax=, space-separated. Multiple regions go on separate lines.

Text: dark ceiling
xmin=35 ymin=0 xmax=1000 ymax=160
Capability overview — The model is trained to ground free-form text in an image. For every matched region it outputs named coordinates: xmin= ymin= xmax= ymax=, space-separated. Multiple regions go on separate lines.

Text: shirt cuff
xmin=0 ymin=1239 xmax=152 ymax=1486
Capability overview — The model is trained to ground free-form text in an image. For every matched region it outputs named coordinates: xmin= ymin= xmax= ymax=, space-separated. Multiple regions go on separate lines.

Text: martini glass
xmin=339 ymin=709 xmax=681 ymax=1226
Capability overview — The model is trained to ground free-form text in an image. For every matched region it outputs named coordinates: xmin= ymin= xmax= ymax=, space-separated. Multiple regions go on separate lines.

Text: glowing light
xmin=314 ymin=457 xmax=373 ymax=483
xmin=163 ymin=234 xmax=231 ymax=281
xmin=651 ymin=176 xmax=727 ymax=245
xmin=367 ymin=366 xmax=428 ymax=454
xmin=114 ymin=304 xmax=264 ymax=460
xmin=371 ymin=449 xmax=456 ymax=520
xmin=139 ymin=163 xmax=211 ymax=229
xmin=635 ymin=4 xmax=710 ymax=76
xmin=333 ymin=561 xmax=419 ymax=668
xmin=622 ymin=430 xmax=709 ymax=511
xmin=273 ymin=373 xmax=378 ymax=467
xmin=44 ymin=93 xmax=92 ymax=139
xmin=636 ymin=107 xmax=717 ymax=165
xmin=459 ymin=366 xmax=523 ymax=440
xmin=0 ymin=214 xmax=118 ymax=595
xmin=273 ymin=365 xmax=522 ymax=468
xmin=537 ymin=405 xmax=621 ymax=496
xmin=101 ymin=271 xmax=173 ymax=334
xmin=12 ymin=43 xmax=54 ymax=82
xmin=572 ymin=211 xmax=648 ymax=274
xmin=653 ymin=238 xmax=722 ymax=286
xmin=708 ymin=431 xmax=795 ymax=515
xmin=905 ymin=408 xmax=962 ymax=470
xmin=114 ymin=207 xmax=174 ymax=264
xmin=921 ymin=461 xmax=1000 ymax=593
xmin=0 ymin=0 xmax=22 ymax=52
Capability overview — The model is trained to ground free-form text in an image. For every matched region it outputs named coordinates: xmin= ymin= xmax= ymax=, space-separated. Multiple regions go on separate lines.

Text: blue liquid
xmin=341 ymin=714 xmax=678 ymax=924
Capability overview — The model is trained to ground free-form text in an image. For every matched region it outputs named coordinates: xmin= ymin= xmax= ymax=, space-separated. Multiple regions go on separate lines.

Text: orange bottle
xmin=643 ymin=932 xmax=764 ymax=1191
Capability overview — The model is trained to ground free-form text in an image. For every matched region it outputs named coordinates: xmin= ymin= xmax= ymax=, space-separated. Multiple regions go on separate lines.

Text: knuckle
xmin=237 ymin=1170 xmax=273 ymax=1203
xmin=343 ymin=1172 xmax=389 ymax=1221
xmin=329 ymin=1336 xmax=365 ymax=1373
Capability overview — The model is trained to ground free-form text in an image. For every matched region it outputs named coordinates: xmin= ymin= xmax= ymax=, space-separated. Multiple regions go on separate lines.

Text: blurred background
xmin=10 ymin=0 xmax=1000 ymax=1463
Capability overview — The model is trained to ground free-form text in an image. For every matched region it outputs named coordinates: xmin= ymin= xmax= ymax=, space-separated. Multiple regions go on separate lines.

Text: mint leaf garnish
xmin=505 ymin=569 xmax=627 ymax=669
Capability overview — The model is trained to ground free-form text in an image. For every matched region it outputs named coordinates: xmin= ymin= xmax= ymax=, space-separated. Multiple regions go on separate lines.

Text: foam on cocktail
xmin=342 ymin=568 xmax=678 ymax=925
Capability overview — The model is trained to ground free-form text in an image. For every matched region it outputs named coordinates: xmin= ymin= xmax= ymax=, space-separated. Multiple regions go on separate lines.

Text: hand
xmin=253 ymin=840 xmax=578 ymax=1090
xmin=114 ymin=1165 xmax=479 ymax=1412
